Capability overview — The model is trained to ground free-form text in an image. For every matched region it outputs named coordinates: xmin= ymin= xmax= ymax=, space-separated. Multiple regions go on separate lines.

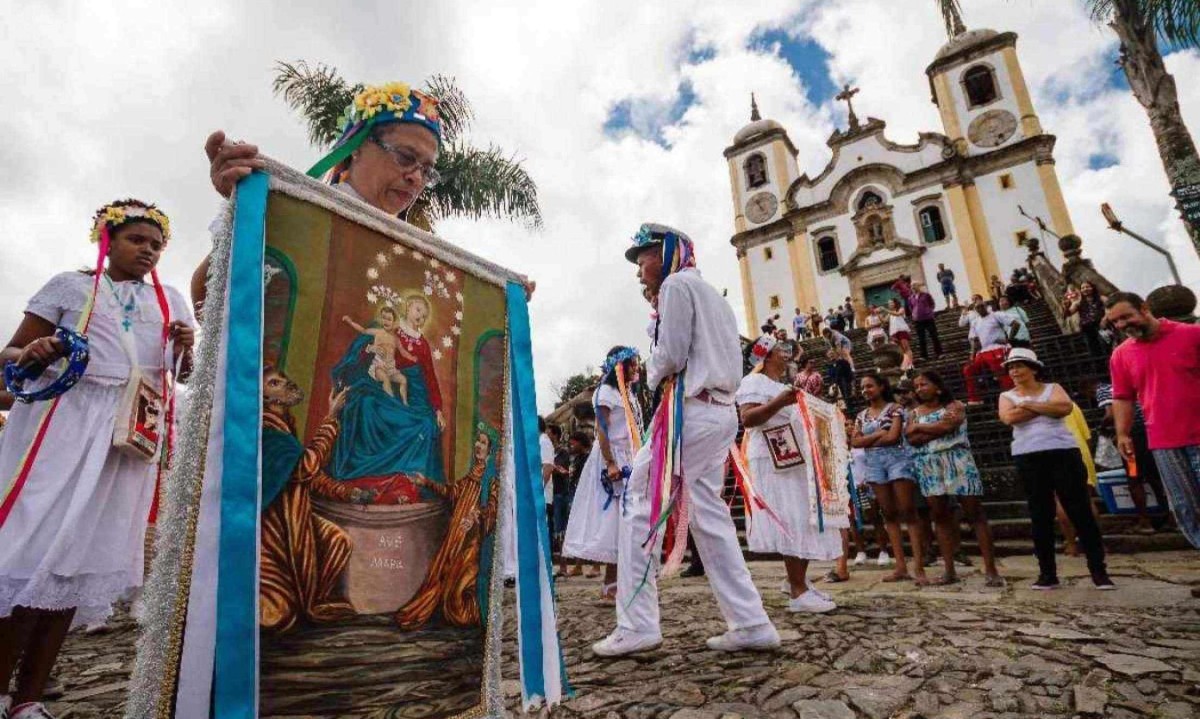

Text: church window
xmin=769 ymin=294 xmax=782 ymax=310
xmin=816 ymin=236 xmax=840 ymax=272
xmin=963 ymin=65 xmax=998 ymax=107
xmin=999 ymin=173 xmax=1015 ymax=190
xmin=918 ymin=207 xmax=947 ymax=244
xmin=744 ymin=153 xmax=768 ymax=189
xmin=857 ymin=191 xmax=883 ymax=210
xmin=764 ymin=246 xmax=774 ymax=261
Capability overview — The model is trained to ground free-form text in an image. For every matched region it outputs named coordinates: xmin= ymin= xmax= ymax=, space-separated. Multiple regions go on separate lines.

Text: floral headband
xmin=308 ymin=81 xmax=443 ymax=181
xmin=601 ymin=346 xmax=640 ymax=379
xmin=624 ymin=222 xmax=696 ymax=278
xmin=90 ymin=200 xmax=170 ymax=244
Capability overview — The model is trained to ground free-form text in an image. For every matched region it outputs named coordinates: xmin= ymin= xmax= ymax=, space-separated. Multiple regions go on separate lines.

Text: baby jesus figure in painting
xmin=395 ymin=425 xmax=501 ymax=630
xmin=341 ymin=306 xmax=417 ymax=403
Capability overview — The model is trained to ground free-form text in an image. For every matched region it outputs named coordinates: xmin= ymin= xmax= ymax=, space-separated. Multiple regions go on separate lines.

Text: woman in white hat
xmin=998 ymin=347 xmax=1114 ymax=590
xmin=736 ymin=335 xmax=842 ymax=613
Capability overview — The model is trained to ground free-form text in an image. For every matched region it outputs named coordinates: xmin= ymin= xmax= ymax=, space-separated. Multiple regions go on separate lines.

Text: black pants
xmin=914 ymin=319 xmax=942 ymax=359
xmin=1082 ymin=324 xmax=1107 ymax=357
xmin=831 ymin=359 xmax=854 ymax=404
xmin=1015 ymin=448 xmax=1107 ymax=580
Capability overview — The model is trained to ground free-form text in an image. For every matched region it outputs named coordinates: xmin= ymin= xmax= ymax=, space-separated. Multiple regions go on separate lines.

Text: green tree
xmin=272 ymin=61 xmax=543 ymax=232
xmin=553 ymin=370 xmax=598 ymax=406
xmin=937 ymin=0 xmax=1200 ymax=259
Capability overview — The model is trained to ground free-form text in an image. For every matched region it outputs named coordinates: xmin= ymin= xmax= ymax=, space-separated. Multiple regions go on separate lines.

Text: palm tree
xmin=937 ymin=0 xmax=1200 ymax=259
xmin=272 ymin=61 xmax=543 ymax=231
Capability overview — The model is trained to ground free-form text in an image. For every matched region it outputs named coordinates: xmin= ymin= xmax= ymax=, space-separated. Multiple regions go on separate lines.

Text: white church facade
xmin=727 ymin=25 xmax=1079 ymax=332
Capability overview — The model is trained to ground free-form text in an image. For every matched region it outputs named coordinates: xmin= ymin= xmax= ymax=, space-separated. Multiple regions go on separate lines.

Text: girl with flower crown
xmin=561 ymin=346 xmax=644 ymax=603
xmin=0 ymin=200 xmax=194 ymax=719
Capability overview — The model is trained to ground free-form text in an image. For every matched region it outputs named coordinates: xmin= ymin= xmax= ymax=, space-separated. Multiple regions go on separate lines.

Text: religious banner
xmin=795 ymin=392 xmax=851 ymax=530
xmin=127 ymin=159 xmax=565 ymax=719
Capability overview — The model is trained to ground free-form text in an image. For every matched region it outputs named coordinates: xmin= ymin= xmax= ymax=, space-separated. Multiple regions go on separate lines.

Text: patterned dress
xmin=907 ymin=403 xmax=982 ymax=497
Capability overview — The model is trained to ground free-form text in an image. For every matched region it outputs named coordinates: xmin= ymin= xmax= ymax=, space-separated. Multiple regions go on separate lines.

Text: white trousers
xmin=616 ymin=399 xmax=770 ymax=634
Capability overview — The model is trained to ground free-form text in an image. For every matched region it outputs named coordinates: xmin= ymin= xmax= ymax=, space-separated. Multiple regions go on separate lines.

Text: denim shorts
xmin=863 ymin=446 xmax=913 ymax=484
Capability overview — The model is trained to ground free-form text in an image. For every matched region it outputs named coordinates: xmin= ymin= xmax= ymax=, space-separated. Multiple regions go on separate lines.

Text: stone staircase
xmin=724 ymin=297 xmax=1191 ymax=556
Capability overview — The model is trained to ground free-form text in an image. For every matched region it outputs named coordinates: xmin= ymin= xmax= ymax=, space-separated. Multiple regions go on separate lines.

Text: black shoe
xmin=1031 ymin=576 xmax=1060 ymax=590
xmin=680 ymin=565 xmax=706 ymax=578
xmin=1092 ymin=573 xmax=1116 ymax=590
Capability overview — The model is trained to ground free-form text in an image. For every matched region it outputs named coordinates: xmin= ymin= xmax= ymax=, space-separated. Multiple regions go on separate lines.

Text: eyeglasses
xmin=368 ymin=135 xmax=441 ymax=187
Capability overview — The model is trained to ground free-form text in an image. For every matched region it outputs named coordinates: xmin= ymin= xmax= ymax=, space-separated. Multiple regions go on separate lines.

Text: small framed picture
xmin=763 ymin=423 xmax=805 ymax=470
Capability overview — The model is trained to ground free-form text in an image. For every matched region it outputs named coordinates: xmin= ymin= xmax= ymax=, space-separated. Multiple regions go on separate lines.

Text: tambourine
xmin=4 ymin=326 xmax=90 ymax=403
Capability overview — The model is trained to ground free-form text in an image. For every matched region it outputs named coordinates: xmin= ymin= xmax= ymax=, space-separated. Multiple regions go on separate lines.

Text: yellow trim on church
xmin=738 ymin=251 xmax=757 ymax=334
xmin=1001 ymin=46 xmax=1043 ymax=137
xmin=1036 ymin=163 xmax=1076 ymax=238
xmin=932 ymin=71 xmax=965 ymax=149
xmin=962 ymin=182 xmax=1002 ymax=285
xmin=728 ymin=159 xmax=747 ymax=233
xmin=771 ymin=142 xmax=791 ymax=200
xmin=943 ymin=185 xmax=988 ymax=296
xmin=786 ymin=230 xmax=819 ymax=314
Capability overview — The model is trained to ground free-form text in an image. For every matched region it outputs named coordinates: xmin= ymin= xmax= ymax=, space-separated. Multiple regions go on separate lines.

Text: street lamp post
xmin=1100 ymin=203 xmax=1183 ymax=286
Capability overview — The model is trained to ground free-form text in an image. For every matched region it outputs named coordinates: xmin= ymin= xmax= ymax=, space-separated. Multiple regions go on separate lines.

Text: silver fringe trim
xmin=124 ymin=198 xmax=234 ymax=719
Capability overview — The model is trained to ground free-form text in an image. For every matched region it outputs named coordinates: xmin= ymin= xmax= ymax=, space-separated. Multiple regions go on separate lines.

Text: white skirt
xmin=745 ymin=457 xmax=842 ymax=561
xmin=0 ymin=379 xmax=158 ymax=628
xmin=561 ymin=442 xmax=633 ymax=564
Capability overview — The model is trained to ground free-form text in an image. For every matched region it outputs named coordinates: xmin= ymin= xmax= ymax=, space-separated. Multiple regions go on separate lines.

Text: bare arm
xmin=997 ymin=394 xmax=1037 ymax=426
xmin=739 ymin=389 xmax=795 ymax=429
xmin=850 ymin=419 xmax=878 ymax=449
xmin=190 ymin=255 xmax=211 ymax=320
xmin=341 ymin=315 xmax=368 ymax=334
xmin=1020 ymin=384 xmax=1073 ymax=418
xmin=907 ymin=402 xmax=965 ymax=445
xmin=2 ymin=313 xmax=61 ymax=368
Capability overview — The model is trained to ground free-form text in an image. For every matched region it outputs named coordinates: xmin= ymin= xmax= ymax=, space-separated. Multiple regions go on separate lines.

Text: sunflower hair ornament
xmin=308 ymin=81 xmax=443 ymax=183
xmin=89 ymin=199 xmax=171 ymax=245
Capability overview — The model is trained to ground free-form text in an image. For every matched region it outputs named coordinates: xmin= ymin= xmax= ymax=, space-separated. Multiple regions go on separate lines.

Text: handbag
xmin=1094 ymin=434 xmax=1123 ymax=470
xmin=113 ymin=369 xmax=164 ymax=462
xmin=762 ymin=422 xmax=806 ymax=470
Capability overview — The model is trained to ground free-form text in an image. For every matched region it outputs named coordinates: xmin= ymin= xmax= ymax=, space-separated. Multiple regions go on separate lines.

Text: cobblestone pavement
xmin=42 ymin=552 xmax=1200 ymax=718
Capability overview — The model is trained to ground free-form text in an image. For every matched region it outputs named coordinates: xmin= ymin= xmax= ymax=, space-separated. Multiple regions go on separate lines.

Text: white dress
xmin=562 ymin=384 xmax=639 ymax=563
xmin=888 ymin=312 xmax=911 ymax=337
xmin=866 ymin=314 xmax=887 ymax=345
xmin=735 ymin=373 xmax=842 ymax=560
xmin=0 ymin=271 xmax=193 ymax=627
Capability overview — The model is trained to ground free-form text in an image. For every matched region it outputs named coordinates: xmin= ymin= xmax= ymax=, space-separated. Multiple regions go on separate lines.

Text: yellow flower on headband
xmin=351 ymin=83 xmax=413 ymax=122
xmin=89 ymin=203 xmax=171 ymax=244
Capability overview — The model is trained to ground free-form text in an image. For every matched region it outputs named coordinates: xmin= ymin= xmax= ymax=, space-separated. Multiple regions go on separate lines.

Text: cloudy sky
xmin=3 ymin=0 xmax=1199 ymax=411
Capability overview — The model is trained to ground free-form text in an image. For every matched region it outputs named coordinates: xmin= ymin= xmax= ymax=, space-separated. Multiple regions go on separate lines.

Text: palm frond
xmin=936 ymin=0 xmax=968 ymax=39
xmin=1089 ymin=0 xmax=1200 ymax=49
xmin=272 ymin=61 xmax=362 ymax=147
xmin=421 ymin=74 xmax=473 ymax=145
xmin=423 ymin=143 xmax=544 ymax=230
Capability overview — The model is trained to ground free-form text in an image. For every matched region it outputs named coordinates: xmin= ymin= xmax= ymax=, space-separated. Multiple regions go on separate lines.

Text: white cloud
xmin=2 ymin=0 xmax=1198 ymax=415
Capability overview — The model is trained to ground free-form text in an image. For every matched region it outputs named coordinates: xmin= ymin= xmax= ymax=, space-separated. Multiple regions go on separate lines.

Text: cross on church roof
xmin=750 ymin=92 xmax=761 ymax=121
xmin=835 ymin=83 xmax=861 ymax=130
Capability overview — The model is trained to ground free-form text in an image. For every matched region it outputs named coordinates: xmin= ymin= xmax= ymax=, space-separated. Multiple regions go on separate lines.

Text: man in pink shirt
xmin=1106 ymin=292 xmax=1200 ymax=564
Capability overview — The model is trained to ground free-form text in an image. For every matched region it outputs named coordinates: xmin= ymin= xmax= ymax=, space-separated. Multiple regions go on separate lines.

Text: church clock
xmin=745 ymin=191 xmax=779 ymax=224
xmin=967 ymin=109 xmax=1018 ymax=148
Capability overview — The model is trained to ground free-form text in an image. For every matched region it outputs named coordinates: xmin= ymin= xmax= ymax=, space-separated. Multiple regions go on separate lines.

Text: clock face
xmin=745 ymin=191 xmax=779 ymax=224
xmin=968 ymin=109 xmax=1018 ymax=148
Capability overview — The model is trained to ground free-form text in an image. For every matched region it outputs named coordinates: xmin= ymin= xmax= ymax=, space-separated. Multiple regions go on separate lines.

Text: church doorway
xmin=864 ymin=282 xmax=899 ymax=310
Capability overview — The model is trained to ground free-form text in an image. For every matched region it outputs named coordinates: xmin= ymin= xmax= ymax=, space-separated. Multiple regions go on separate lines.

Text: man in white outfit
xmin=593 ymin=223 xmax=779 ymax=657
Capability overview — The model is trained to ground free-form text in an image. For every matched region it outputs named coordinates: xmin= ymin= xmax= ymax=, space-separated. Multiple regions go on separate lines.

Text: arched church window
xmin=918 ymin=206 xmax=947 ymax=243
xmin=744 ymin=153 xmax=768 ymax=189
xmin=867 ymin=217 xmax=885 ymax=244
xmin=963 ymin=65 xmax=998 ymax=107
xmin=816 ymin=236 xmax=840 ymax=272
xmin=857 ymin=191 xmax=883 ymax=210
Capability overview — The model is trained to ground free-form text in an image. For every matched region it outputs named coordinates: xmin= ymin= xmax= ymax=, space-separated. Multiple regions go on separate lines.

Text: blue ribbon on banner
xmin=214 ymin=172 xmax=268 ymax=719
xmin=505 ymin=282 xmax=570 ymax=705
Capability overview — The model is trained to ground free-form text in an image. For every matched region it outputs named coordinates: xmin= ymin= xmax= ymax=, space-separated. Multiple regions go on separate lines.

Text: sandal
xmin=984 ymin=575 xmax=1006 ymax=588
xmin=599 ymin=583 xmax=617 ymax=604
xmin=821 ymin=570 xmax=849 ymax=583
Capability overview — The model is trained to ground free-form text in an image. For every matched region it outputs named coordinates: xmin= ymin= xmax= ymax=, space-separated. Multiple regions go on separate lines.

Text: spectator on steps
xmin=852 ymin=295 xmax=869 ymax=329
xmin=841 ymin=299 xmax=856 ymax=331
xmin=1078 ymin=281 xmax=1109 ymax=357
xmin=866 ymin=306 xmax=887 ymax=347
xmin=989 ymin=275 xmax=1005 ymax=303
xmin=910 ymin=282 xmax=942 ymax=361
xmin=997 ymin=296 xmax=1031 ymax=349
xmin=936 ymin=263 xmax=959 ymax=309
xmin=794 ymin=355 xmax=824 ymax=398
xmin=792 ymin=307 xmax=808 ymax=340
xmin=826 ymin=307 xmax=845 ymax=333
xmin=807 ymin=306 xmax=823 ymax=338
xmin=886 ymin=298 xmax=914 ymax=370
xmin=821 ymin=327 xmax=855 ymax=406
xmin=891 ymin=274 xmax=914 ymax=318
xmin=961 ymin=298 xmax=1019 ymax=405
xmin=998 ymin=348 xmax=1114 ymax=591
xmin=1096 ymin=380 xmax=1166 ymax=534
xmin=1106 ymin=292 xmax=1200 ymax=567
xmin=1063 ymin=284 xmax=1082 ymax=334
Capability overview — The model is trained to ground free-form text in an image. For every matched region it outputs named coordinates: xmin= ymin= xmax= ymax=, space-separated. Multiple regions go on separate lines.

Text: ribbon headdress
xmin=307 ymin=82 xmax=443 ymax=184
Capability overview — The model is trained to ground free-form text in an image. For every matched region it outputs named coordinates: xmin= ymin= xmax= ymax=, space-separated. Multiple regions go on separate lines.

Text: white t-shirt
xmin=540 ymin=432 xmax=555 ymax=505
xmin=970 ymin=311 xmax=1015 ymax=352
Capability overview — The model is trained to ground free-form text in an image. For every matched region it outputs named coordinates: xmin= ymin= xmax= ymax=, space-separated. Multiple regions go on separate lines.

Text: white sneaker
xmin=11 ymin=704 xmax=55 ymax=719
xmin=876 ymin=551 xmax=892 ymax=567
xmin=592 ymin=627 xmax=663 ymax=657
xmin=788 ymin=591 xmax=837 ymax=614
xmin=805 ymin=579 xmax=831 ymax=601
xmin=852 ymin=551 xmax=868 ymax=566
xmin=779 ymin=579 xmax=790 ymax=595
xmin=706 ymin=623 xmax=781 ymax=652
